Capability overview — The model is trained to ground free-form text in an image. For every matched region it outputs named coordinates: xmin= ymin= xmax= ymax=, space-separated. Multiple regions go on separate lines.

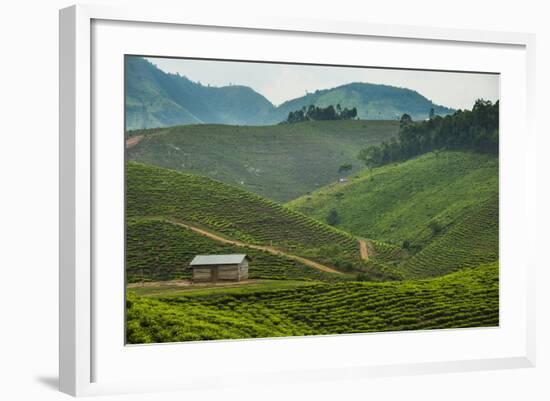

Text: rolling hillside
xmin=126 ymin=162 xmax=365 ymax=272
xmin=288 ymin=151 xmax=498 ymax=250
xmin=126 ymin=120 xmax=399 ymax=202
xmin=273 ymin=82 xmax=454 ymax=122
xmin=126 ymin=261 xmax=499 ymax=343
xmin=397 ymin=194 xmax=498 ymax=278
xmin=125 ymin=57 xmax=274 ymax=129
xmin=127 ymin=218 xmax=348 ymax=283
xmin=125 ymin=57 xmax=454 ymax=130
xmin=124 ymin=57 xmax=499 ymax=343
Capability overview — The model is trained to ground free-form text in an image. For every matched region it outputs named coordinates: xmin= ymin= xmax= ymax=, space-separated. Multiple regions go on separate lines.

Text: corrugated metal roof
xmin=190 ymin=254 xmax=248 ymax=266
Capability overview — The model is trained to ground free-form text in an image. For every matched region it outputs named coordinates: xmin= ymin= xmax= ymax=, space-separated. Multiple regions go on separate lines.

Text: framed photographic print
xmin=59 ymin=4 xmax=536 ymax=397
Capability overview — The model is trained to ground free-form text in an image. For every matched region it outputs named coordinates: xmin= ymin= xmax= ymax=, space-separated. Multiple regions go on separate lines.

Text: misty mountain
xmin=125 ymin=57 xmax=274 ymax=129
xmin=272 ymin=82 xmax=454 ymax=122
xmin=125 ymin=57 xmax=454 ymax=130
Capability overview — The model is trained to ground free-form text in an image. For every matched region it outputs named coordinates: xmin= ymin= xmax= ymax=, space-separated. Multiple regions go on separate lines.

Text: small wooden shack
xmin=189 ymin=254 xmax=249 ymax=283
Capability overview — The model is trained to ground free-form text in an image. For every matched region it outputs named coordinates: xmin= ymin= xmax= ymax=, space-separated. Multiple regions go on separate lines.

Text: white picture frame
xmin=59 ymin=4 xmax=536 ymax=397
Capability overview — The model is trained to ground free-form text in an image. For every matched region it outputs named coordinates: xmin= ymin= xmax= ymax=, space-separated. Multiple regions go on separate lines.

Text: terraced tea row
xmin=127 ymin=162 xmax=361 ymax=270
xmin=126 ymin=118 xmax=400 ymax=202
xmin=287 ymin=151 xmax=499 ymax=253
xmin=126 ymin=218 xmax=349 ymax=283
xmin=398 ymin=194 xmax=499 ymax=279
xmin=368 ymin=240 xmax=408 ymax=264
xmin=126 ymin=262 xmax=499 ymax=343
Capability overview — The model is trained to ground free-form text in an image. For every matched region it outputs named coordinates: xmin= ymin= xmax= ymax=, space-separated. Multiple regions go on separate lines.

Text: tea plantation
xmin=126 ymin=262 xmax=499 ymax=343
xmin=288 ymin=151 xmax=498 ymax=252
xmin=398 ymin=194 xmax=499 ymax=279
xmin=126 ymin=162 xmax=365 ymax=271
xmin=125 ymin=151 xmax=499 ymax=341
xmin=126 ymin=120 xmax=399 ymax=202
xmin=126 ymin=218 xmax=350 ymax=283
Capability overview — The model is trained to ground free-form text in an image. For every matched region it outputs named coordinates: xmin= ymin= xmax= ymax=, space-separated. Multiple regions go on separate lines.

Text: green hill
xmin=125 ymin=57 xmax=454 ymax=130
xmin=125 ymin=57 xmax=274 ymax=129
xmin=273 ymin=82 xmax=454 ymax=122
xmin=127 ymin=162 xmax=366 ymax=272
xmin=126 ymin=261 xmax=498 ymax=343
xmin=126 ymin=218 xmax=349 ymax=283
xmin=288 ymin=151 xmax=498 ymax=252
xmin=397 ymin=194 xmax=498 ymax=279
xmin=126 ymin=120 xmax=399 ymax=202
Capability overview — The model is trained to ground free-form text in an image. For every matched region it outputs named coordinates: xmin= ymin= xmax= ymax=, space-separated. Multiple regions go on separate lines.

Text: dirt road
xmin=125 ymin=135 xmax=144 ymax=148
xmin=359 ymin=239 xmax=369 ymax=261
xmin=170 ymin=220 xmax=345 ymax=275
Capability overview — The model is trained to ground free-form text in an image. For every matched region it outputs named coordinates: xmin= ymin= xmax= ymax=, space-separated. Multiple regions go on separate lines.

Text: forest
xmin=284 ymin=104 xmax=358 ymax=123
xmin=358 ymin=99 xmax=499 ymax=168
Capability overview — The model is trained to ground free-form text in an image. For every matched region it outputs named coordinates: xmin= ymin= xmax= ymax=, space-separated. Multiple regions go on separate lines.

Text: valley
xmin=126 ymin=120 xmax=399 ymax=202
xmin=124 ymin=56 xmax=500 ymax=344
xmin=126 ymin=147 xmax=499 ymax=343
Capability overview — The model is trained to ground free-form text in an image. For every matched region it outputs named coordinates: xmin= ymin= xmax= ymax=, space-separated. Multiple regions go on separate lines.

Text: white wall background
xmin=0 ymin=0 xmax=547 ymax=400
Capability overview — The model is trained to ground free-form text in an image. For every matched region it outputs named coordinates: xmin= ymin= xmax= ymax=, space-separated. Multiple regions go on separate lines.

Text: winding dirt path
xmin=359 ymin=239 xmax=369 ymax=261
xmin=170 ymin=220 xmax=345 ymax=275
xmin=125 ymin=135 xmax=144 ymax=148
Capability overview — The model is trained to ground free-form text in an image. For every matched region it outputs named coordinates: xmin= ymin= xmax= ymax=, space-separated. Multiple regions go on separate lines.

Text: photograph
xmin=124 ymin=55 xmax=500 ymax=344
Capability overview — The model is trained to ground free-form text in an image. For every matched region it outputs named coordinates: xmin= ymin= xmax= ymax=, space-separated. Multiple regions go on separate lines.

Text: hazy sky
xmin=146 ymin=57 xmax=499 ymax=110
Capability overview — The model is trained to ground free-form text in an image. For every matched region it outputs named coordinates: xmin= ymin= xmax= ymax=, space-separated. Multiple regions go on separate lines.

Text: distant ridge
xmin=125 ymin=57 xmax=274 ymax=129
xmin=272 ymin=82 xmax=454 ymax=122
xmin=125 ymin=57 xmax=455 ymax=130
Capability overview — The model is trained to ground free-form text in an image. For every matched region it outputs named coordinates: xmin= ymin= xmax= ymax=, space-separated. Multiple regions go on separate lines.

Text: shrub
xmin=326 ymin=208 xmax=340 ymax=226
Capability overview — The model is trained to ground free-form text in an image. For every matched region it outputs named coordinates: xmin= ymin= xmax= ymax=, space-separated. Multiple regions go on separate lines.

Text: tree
xmin=429 ymin=108 xmax=435 ymax=120
xmin=356 ymin=98 xmax=498 ymax=168
xmin=338 ymin=163 xmax=353 ymax=174
xmin=400 ymin=113 xmax=413 ymax=129
xmin=428 ymin=220 xmax=443 ymax=236
xmin=358 ymin=146 xmax=383 ymax=169
xmin=285 ymin=104 xmax=359 ymax=123
xmin=307 ymin=104 xmax=316 ymax=119
xmin=322 ymin=105 xmax=337 ymax=120
xmin=287 ymin=111 xmax=295 ymax=123
xmin=387 ymin=137 xmax=402 ymax=162
xmin=326 ymin=208 xmax=340 ymax=226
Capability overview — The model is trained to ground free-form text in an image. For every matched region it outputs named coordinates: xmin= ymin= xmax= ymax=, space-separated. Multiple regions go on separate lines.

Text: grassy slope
xmin=126 ymin=262 xmax=498 ymax=343
xmin=126 ymin=120 xmax=399 ymax=202
xmin=127 ymin=162 xmax=363 ymax=272
xmin=274 ymin=82 xmax=454 ymax=122
xmin=287 ymin=151 xmax=499 ymax=279
xmin=127 ymin=218 xmax=348 ymax=283
xmin=288 ymin=151 xmax=498 ymax=249
xmin=398 ymin=194 xmax=498 ymax=279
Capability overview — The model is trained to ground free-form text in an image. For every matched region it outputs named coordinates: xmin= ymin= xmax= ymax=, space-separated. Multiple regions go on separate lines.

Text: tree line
xmin=358 ymin=99 xmax=499 ymax=168
xmin=284 ymin=104 xmax=358 ymax=123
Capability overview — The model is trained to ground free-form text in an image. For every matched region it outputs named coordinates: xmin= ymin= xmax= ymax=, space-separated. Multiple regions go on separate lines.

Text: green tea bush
xmin=126 ymin=262 xmax=499 ymax=343
xmin=126 ymin=162 xmax=361 ymax=271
